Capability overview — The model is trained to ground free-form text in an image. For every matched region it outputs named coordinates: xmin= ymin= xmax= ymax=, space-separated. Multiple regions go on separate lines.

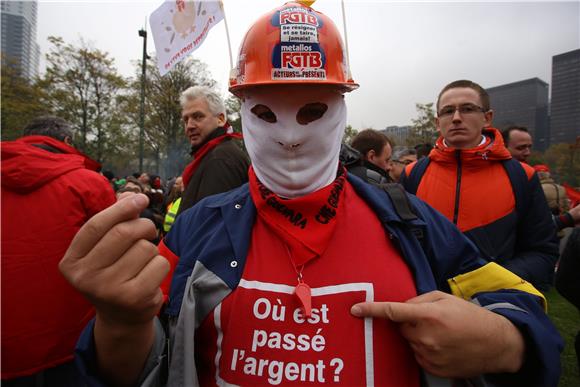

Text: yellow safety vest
xmin=163 ymin=197 xmax=182 ymax=233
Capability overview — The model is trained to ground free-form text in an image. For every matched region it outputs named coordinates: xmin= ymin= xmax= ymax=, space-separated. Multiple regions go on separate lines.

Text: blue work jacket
xmin=76 ymin=175 xmax=562 ymax=387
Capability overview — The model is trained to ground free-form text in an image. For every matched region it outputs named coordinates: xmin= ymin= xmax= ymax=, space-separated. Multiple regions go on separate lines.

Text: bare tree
xmin=126 ymin=56 xmax=216 ymax=177
xmin=39 ymin=36 xmax=127 ymax=161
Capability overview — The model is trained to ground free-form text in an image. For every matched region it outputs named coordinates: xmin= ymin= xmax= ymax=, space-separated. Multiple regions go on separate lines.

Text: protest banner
xmin=150 ymin=0 xmax=224 ymax=75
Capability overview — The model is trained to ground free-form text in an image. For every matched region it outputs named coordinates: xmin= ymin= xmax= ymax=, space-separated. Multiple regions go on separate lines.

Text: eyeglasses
xmin=438 ymin=104 xmax=487 ymax=118
xmin=392 ymin=159 xmax=414 ymax=166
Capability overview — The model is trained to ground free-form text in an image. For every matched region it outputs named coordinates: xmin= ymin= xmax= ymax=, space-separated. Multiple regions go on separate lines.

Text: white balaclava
xmin=241 ymin=85 xmax=347 ymax=198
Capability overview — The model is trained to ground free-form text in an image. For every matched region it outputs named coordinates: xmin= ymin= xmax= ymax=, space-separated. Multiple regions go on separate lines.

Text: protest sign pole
xmin=221 ymin=1 xmax=233 ymax=71
xmin=138 ymin=27 xmax=147 ymax=172
xmin=340 ymin=0 xmax=350 ymax=74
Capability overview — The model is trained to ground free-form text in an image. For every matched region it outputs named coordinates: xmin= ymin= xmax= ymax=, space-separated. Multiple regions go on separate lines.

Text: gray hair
xmin=23 ymin=116 xmax=74 ymax=142
xmin=392 ymin=147 xmax=417 ymax=161
xmin=179 ymin=85 xmax=226 ymax=117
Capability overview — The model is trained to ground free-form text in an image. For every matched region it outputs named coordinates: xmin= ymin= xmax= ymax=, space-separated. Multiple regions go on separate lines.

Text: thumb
xmin=351 ymin=301 xmax=423 ymax=323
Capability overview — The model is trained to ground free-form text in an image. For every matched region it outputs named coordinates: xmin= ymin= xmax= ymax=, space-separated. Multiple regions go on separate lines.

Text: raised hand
xmin=59 ymin=193 xmax=170 ymax=386
xmin=351 ymin=290 xmax=524 ymax=378
xmin=60 ymin=193 xmax=169 ymax=325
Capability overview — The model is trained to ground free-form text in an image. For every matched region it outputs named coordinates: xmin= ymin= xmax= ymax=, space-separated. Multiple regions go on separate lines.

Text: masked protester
xmin=59 ymin=2 xmax=561 ymax=386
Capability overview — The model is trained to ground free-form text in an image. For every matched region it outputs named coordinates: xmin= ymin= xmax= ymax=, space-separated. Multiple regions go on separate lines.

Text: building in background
xmin=382 ymin=125 xmax=412 ymax=145
xmin=1 ymin=0 xmax=40 ymax=80
xmin=550 ymin=49 xmax=580 ymax=145
xmin=487 ymin=78 xmax=550 ymax=151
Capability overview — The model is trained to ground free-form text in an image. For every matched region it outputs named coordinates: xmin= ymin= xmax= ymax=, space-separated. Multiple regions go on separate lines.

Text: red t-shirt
xmin=195 ymin=182 xmax=420 ymax=386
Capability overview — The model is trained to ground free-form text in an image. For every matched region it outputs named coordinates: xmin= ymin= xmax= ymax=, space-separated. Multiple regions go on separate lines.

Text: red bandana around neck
xmin=182 ymin=132 xmax=242 ymax=187
xmin=248 ymin=165 xmax=347 ymax=268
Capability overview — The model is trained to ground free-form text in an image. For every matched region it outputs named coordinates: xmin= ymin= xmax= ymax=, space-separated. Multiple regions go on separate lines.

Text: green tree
xmin=527 ymin=151 xmax=545 ymax=166
xmin=225 ymin=95 xmax=242 ymax=133
xmin=38 ymin=36 xmax=128 ymax=161
xmin=1 ymin=56 xmax=50 ymax=140
xmin=96 ymin=94 xmax=139 ymax=176
xmin=343 ymin=124 xmax=357 ymax=144
xmin=407 ymin=103 xmax=437 ymax=146
xmin=126 ymin=56 xmax=216 ymax=177
xmin=543 ymin=142 xmax=580 ymax=186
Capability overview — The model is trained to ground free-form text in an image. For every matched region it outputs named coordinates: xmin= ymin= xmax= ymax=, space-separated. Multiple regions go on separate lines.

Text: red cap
xmin=533 ymin=164 xmax=550 ymax=173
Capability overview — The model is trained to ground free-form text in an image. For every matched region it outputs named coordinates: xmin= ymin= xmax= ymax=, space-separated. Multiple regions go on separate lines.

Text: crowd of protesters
xmin=2 ymin=2 xmax=580 ymax=386
xmin=3 ymin=91 xmax=580 ymax=387
xmin=98 ymin=171 xmax=185 ymax=238
xmin=3 ymin=82 xmax=580 ymax=387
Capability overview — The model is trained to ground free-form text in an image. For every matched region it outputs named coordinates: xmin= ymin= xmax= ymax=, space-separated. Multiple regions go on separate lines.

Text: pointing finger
xmin=351 ymin=301 xmax=427 ymax=323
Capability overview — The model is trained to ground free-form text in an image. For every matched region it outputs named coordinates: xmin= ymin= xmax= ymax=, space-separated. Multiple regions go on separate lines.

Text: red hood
xmin=1 ymin=136 xmax=102 ymax=194
xmin=430 ymin=127 xmax=512 ymax=164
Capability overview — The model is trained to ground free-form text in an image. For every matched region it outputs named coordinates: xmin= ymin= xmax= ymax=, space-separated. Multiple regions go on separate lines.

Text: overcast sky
xmin=36 ymin=0 xmax=580 ymax=129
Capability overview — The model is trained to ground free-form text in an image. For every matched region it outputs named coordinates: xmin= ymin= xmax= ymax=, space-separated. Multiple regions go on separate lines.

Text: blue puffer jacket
xmin=75 ymin=175 xmax=562 ymax=387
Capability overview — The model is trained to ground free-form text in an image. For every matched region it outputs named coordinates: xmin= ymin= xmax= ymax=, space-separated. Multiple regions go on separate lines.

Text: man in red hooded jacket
xmin=1 ymin=116 xmax=116 ymax=386
xmin=400 ymin=80 xmax=559 ymax=291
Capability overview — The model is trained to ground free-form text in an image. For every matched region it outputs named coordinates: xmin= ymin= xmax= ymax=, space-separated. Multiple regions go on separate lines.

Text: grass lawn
xmin=545 ymin=288 xmax=579 ymax=386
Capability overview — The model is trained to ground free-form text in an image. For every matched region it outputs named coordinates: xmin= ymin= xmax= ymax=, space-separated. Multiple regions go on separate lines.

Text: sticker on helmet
xmin=279 ymin=8 xmax=319 ymax=26
xmin=270 ymin=6 xmax=326 ymax=81
xmin=272 ymin=42 xmax=326 ymax=79
xmin=282 ymin=49 xmax=321 ymax=68
xmin=272 ymin=68 xmax=326 ymax=80
xmin=281 ymin=24 xmax=318 ymax=43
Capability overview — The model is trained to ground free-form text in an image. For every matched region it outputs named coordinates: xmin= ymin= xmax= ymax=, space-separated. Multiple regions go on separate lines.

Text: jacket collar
xmin=204 ymin=175 xmax=426 ymax=229
xmin=431 ymin=127 xmax=512 ymax=163
xmin=190 ymin=126 xmax=227 ymax=155
xmin=363 ymin=160 xmax=392 ymax=181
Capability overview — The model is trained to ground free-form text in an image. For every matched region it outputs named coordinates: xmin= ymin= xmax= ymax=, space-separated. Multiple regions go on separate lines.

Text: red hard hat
xmin=229 ymin=1 xmax=358 ymax=96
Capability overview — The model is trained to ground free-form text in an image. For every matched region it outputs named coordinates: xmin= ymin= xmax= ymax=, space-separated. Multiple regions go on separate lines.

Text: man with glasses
xmin=389 ymin=147 xmax=417 ymax=182
xmin=401 ymin=80 xmax=558 ymax=291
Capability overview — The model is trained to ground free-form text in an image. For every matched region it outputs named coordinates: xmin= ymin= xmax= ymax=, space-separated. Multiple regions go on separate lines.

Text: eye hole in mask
xmin=296 ymin=103 xmax=328 ymax=125
xmin=251 ymin=104 xmax=277 ymax=123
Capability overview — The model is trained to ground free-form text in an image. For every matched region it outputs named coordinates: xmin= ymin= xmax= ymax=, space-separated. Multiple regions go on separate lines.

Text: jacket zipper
xmin=453 ymin=150 xmax=462 ymax=225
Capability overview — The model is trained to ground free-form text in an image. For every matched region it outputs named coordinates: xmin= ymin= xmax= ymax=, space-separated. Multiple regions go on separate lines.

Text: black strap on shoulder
xmin=382 ymin=183 xmax=418 ymax=221
xmin=380 ymin=183 xmax=424 ymax=242
xmin=551 ymin=183 xmax=562 ymax=214
xmin=501 ymin=158 xmax=530 ymax=217
xmin=404 ymin=157 xmax=431 ymax=195
xmin=366 ymin=169 xmax=390 ymax=186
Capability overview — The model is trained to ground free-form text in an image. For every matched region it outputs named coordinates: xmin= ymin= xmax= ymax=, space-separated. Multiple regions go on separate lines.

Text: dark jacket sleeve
xmin=178 ymin=142 xmax=249 ymax=215
xmin=195 ymin=157 xmax=248 ymax=202
xmin=474 ymin=290 xmax=563 ymax=387
xmin=75 ymin=318 xmax=167 ymax=387
xmin=401 ymin=192 xmax=562 ymax=387
xmin=555 ymin=227 xmax=580 ymax=309
xmin=500 ymin=173 xmax=559 ymax=291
